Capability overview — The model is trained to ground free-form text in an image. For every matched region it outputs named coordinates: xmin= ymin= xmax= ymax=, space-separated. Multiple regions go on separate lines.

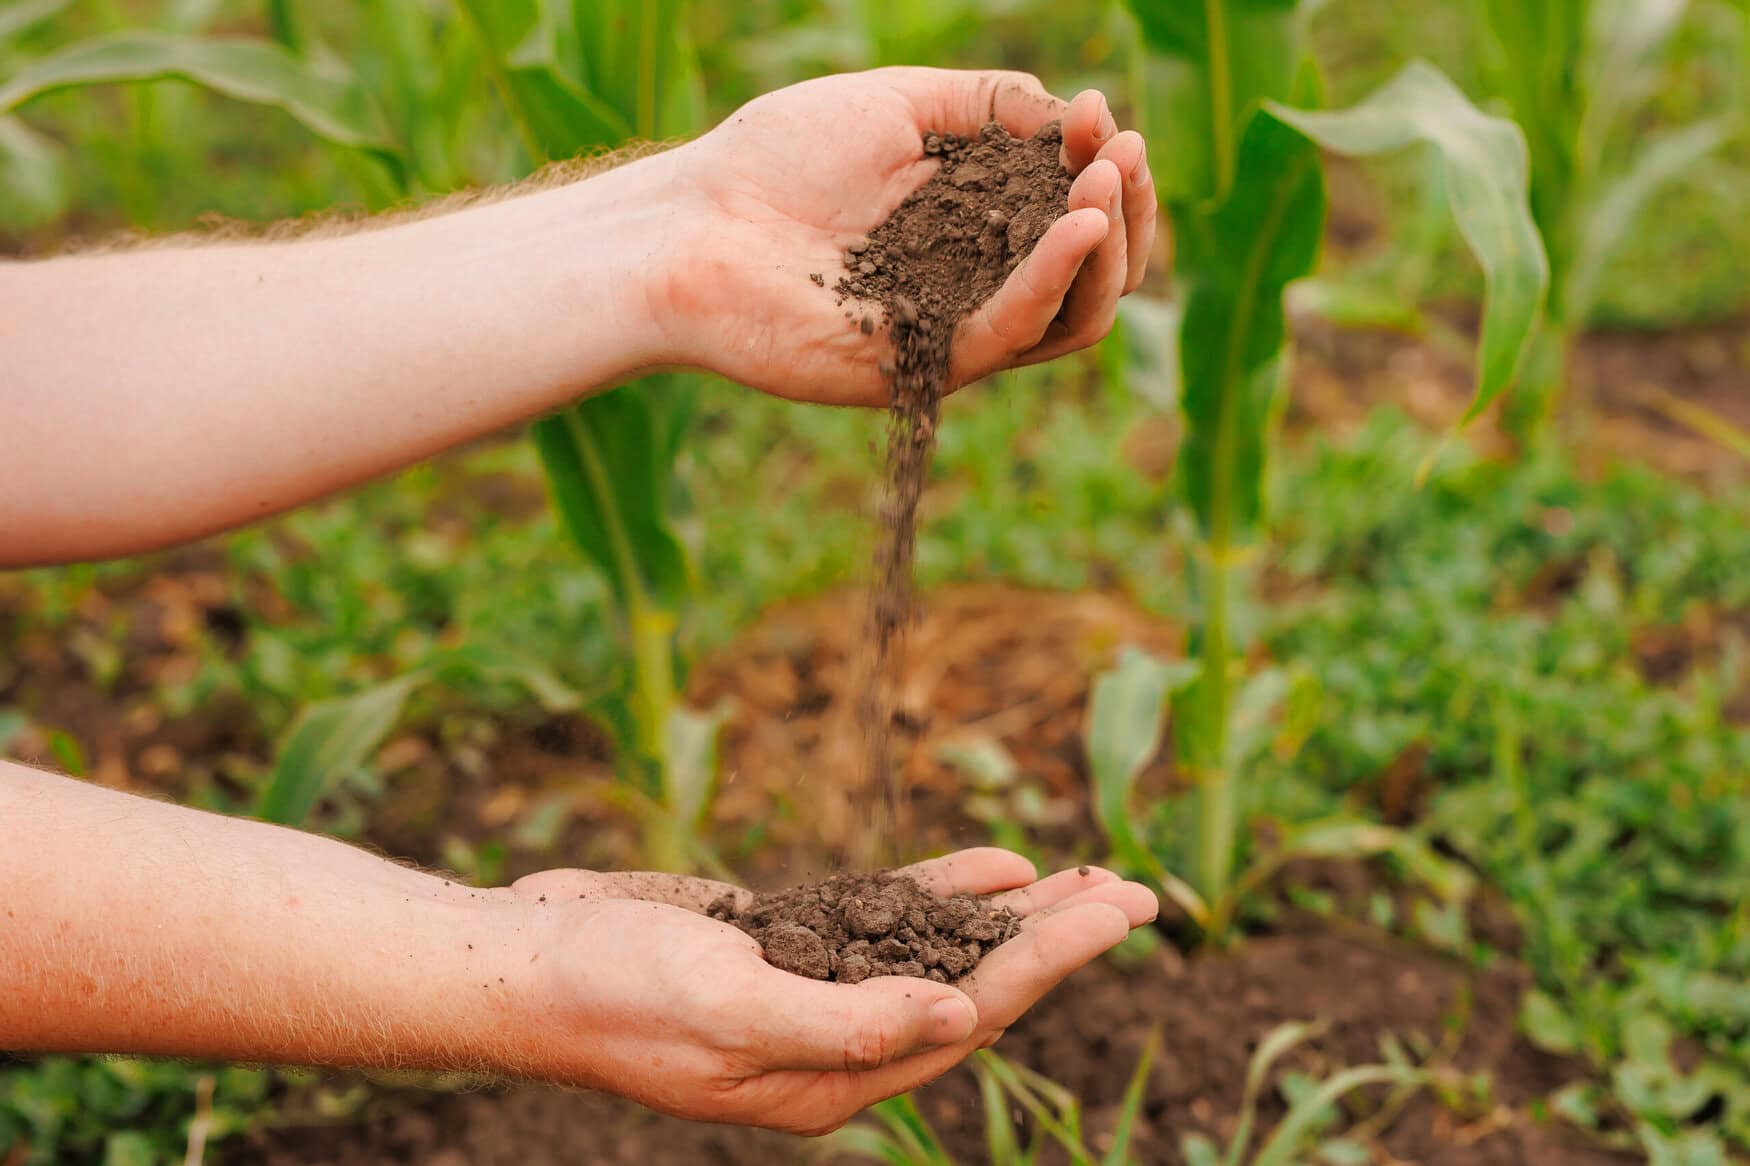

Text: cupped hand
xmin=654 ymin=68 xmax=1158 ymax=406
xmin=509 ymin=848 xmax=1156 ymax=1135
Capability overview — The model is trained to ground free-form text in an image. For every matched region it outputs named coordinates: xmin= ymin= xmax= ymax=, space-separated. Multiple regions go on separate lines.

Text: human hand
xmin=505 ymin=848 xmax=1156 ymax=1134
xmin=652 ymin=68 xmax=1158 ymax=406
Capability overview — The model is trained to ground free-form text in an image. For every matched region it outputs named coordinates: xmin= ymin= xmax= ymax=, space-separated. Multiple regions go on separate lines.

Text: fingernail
xmin=1130 ymin=155 xmax=1151 ymax=188
xmin=928 ymin=997 xmax=978 ymax=1045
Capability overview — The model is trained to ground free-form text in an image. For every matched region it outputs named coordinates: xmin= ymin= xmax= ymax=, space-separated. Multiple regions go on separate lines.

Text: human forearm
xmin=0 ymin=152 xmax=684 ymax=566
xmin=0 ymin=763 xmax=545 ymax=1075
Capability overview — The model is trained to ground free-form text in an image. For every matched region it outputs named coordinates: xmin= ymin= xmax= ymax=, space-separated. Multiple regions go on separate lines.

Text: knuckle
xmin=843 ymin=1017 xmax=902 ymax=1072
xmin=1088 ymin=304 xmax=1121 ymax=344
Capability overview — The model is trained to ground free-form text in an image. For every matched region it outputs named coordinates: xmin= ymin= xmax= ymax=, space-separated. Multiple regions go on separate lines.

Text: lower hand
xmin=653 ymin=68 xmax=1159 ymax=406
xmin=507 ymin=848 xmax=1156 ymax=1134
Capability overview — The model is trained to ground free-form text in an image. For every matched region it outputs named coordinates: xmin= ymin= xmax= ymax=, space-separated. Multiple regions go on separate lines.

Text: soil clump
xmin=836 ymin=121 xmax=1072 ymax=848
xmin=707 ymin=872 xmax=1021 ymax=984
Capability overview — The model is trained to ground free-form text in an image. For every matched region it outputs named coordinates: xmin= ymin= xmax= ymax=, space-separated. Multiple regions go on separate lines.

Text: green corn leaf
xmin=1267 ymin=60 xmax=1549 ymax=422
xmin=976 ymin=1054 xmax=1095 ymax=1166
xmin=827 ymin=1094 xmax=955 ymax=1166
xmin=0 ymin=115 xmax=68 ymax=227
xmin=456 ymin=0 xmax=629 ymax=161
xmin=265 ymin=0 xmax=304 ymax=52
xmin=1228 ymin=1020 xmax=1322 ymax=1166
xmin=1123 ymin=0 xmax=1302 ymax=203
xmin=567 ymin=0 xmax=699 ymax=139
xmin=664 ymin=703 xmax=728 ymax=832
xmin=0 ymin=708 xmax=27 ymax=754
xmin=1181 ymin=1134 xmax=1222 ymax=1166
xmin=1175 ymin=109 xmax=1324 ymax=545
xmin=1103 ymin=1030 xmax=1160 ymax=1166
xmin=1087 ymin=648 xmax=1197 ymax=879
xmin=1568 ymin=117 xmax=1740 ymax=322
xmin=816 ymin=1123 xmax=915 ymax=1166
xmin=1236 ymin=817 xmax=1477 ymax=905
xmin=256 ymin=673 xmax=423 ymax=826
xmin=1113 ymin=295 xmax=1183 ymax=411
xmin=0 ymin=32 xmax=400 ymax=174
xmin=1252 ymin=1064 xmax=1426 ymax=1166
xmin=0 ymin=0 xmax=70 ymax=44
xmin=459 ymin=0 xmax=699 ymax=161
xmin=425 ymin=645 xmax=584 ymax=712
xmin=1581 ymin=0 xmax=1688 ymax=153
xmin=980 ymin=1059 xmax=1024 ymax=1165
xmin=531 ymin=380 xmax=695 ymax=617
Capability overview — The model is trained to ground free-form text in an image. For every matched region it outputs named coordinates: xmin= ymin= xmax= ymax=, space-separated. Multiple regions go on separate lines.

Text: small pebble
xmin=859 ymin=314 xmax=875 ymax=335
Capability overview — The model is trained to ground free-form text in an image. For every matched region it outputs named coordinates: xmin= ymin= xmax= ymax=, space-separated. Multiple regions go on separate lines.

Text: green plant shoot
xmin=1109 ymin=0 xmax=1547 ymax=941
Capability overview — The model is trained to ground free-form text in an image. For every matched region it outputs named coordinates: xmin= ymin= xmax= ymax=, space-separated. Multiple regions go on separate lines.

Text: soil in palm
xmin=707 ymin=871 xmax=1021 ymax=984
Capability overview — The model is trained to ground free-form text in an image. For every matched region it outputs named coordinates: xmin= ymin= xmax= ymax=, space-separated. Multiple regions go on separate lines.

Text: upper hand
xmin=651 ymin=68 xmax=1159 ymax=406
xmin=506 ymin=848 xmax=1156 ymax=1135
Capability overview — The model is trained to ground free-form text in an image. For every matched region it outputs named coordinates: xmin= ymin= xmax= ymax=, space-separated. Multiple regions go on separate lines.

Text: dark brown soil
xmin=839 ymin=122 xmax=1071 ymax=850
xmin=706 ymin=871 xmax=1021 ymax=983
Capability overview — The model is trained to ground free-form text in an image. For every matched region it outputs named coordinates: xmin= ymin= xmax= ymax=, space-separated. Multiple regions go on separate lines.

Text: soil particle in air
xmin=835 ymin=121 xmax=1071 ymax=839
xmin=708 ymin=872 xmax=1021 ymax=984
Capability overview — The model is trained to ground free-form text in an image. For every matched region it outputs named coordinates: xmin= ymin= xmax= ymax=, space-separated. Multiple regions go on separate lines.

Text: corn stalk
xmin=455 ymin=0 xmax=714 ymax=871
xmin=1108 ymin=0 xmax=1548 ymax=942
xmin=1473 ymin=0 xmax=1742 ymax=435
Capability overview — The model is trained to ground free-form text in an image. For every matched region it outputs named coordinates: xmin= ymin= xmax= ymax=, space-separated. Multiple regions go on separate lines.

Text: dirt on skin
xmin=707 ymin=871 xmax=1021 ymax=984
xmin=837 ymin=122 xmax=1072 ymax=849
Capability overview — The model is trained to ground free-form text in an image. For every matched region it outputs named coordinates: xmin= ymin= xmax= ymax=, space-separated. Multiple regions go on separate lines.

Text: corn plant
xmin=452 ymin=0 xmax=719 ymax=870
xmin=1095 ymin=2 xmax=1548 ymax=943
xmin=1471 ymin=0 xmax=1747 ymax=433
xmin=826 ymin=1038 xmax=1157 ymax=1166
xmin=255 ymin=645 xmax=582 ymax=826
xmin=1179 ymin=1021 xmax=1430 ymax=1166
xmin=831 ymin=1027 xmax=1432 ymax=1166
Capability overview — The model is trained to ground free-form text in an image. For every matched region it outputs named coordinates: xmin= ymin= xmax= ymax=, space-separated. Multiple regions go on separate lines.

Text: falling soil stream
xmin=835 ymin=121 xmax=1071 ymax=861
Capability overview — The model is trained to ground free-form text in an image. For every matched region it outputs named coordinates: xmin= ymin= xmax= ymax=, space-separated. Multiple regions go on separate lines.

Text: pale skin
xmin=0 ymin=69 xmax=1159 ymax=1134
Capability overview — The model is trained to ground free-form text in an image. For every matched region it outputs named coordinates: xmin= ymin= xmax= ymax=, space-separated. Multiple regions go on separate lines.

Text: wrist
xmin=536 ymin=145 xmax=706 ymax=383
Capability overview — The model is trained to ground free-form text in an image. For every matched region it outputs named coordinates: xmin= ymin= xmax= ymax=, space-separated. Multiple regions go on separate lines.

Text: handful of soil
xmin=709 ymin=873 xmax=1022 ymax=984
xmin=837 ymin=122 xmax=1073 ymax=851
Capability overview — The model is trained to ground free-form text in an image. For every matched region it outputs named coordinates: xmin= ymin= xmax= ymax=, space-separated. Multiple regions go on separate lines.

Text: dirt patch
xmin=838 ymin=123 xmax=1071 ymax=850
xmin=902 ymin=927 xmax=1631 ymax=1166
xmin=707 ymin=871 xmax=1020 ymax=984
xmin=1289 ymin=313 xmax=1750 ymax=487
xmin=690 ymin=585 xmax=1182 ymax=871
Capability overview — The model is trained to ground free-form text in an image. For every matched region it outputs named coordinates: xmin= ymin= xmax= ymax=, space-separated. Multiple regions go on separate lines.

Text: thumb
xmin=741 ymin=969 xmax=978 ymax=1073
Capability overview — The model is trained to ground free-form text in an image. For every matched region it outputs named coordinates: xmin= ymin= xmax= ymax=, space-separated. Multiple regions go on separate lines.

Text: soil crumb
xmin=837 ymin=122 xmax=1071 ymax=852
xmin=708 ymin=872 xmax=1021 ymax=984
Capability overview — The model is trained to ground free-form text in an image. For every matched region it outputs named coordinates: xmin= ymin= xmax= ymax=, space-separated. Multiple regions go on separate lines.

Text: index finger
xmin=879 ymin=66 xmax=1069 ymax=141
xmin=896 ymin=847 xmax=1038 ymax=896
